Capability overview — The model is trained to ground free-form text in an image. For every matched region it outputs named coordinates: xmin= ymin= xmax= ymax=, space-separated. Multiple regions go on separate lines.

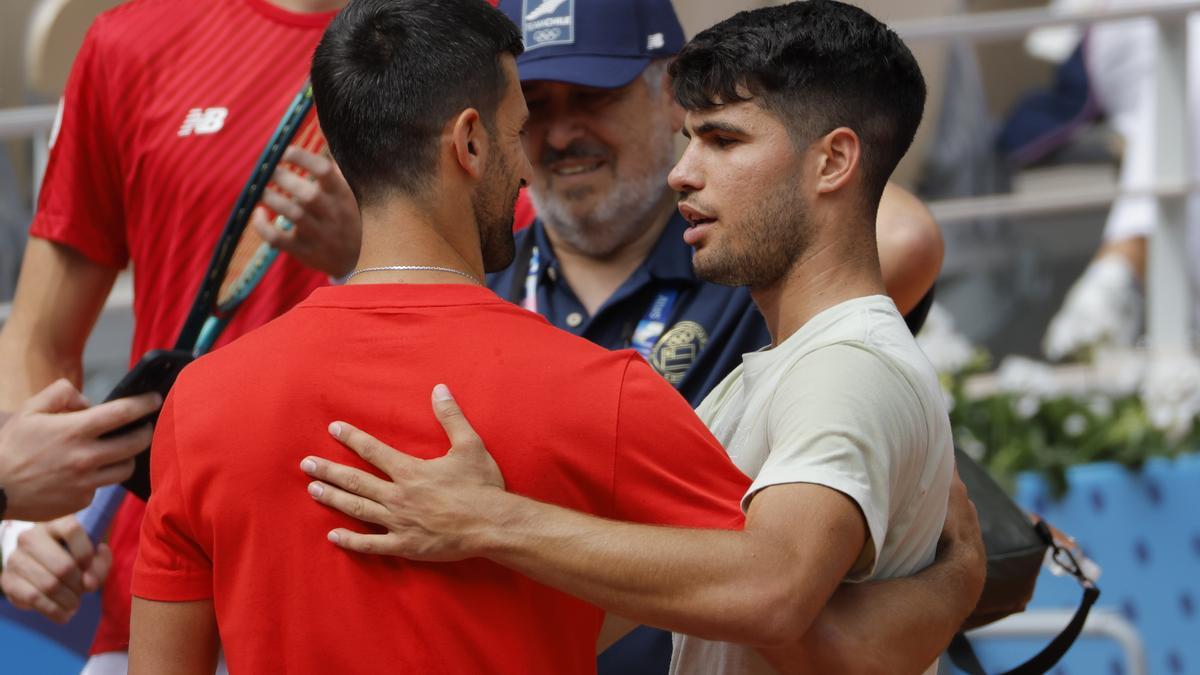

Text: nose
xmin=543 ymin=114 xmax=587 ymax=153
xmin=668 ymin=144 xmax=703 ymax=194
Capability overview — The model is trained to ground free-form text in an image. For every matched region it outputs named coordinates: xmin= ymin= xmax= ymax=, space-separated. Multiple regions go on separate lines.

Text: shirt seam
xmin=609 ymin=355 xmax=638 ymax=517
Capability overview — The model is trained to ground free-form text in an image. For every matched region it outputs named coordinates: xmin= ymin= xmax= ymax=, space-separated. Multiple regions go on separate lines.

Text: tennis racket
xmin=78 ymin=81 xmax=327 ymax=543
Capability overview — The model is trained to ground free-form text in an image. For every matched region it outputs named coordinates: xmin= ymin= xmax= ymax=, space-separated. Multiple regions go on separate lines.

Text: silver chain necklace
xmin=346 ymin=265 xmax=482 ymax=285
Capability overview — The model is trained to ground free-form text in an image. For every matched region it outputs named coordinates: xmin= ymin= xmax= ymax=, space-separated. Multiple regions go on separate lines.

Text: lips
xmin=550 ymin=159 xmax=605 ymax=177
xmin=678 ymin=202 xmax=717 ymax=246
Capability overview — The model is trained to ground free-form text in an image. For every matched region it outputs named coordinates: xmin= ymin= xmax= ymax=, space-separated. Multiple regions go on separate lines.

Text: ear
xmin=813 ymin=127 xmax=861 ymax=196
xmin=450 ymin=108 xmax=488 ymax=180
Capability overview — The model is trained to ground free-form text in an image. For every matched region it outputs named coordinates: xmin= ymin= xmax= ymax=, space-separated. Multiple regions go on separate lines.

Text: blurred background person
xmin=0 ymin=0 xmax=361 ymax=672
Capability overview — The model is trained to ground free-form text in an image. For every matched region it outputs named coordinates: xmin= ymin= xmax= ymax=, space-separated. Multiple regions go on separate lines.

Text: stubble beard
xmin=692 ymin=182 xmax=810 ymax=290
xmin=474 ymin=149 xmax=518 ymax=273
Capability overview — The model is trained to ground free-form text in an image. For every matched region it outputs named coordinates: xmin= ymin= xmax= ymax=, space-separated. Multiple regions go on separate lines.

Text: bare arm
xmin=0 ymin=238 xmax=117 ymax=408
xmin=593 ymin=473 xmax=985 ymax=671
xmin=130 ymin=598 xmax=220 ymax=675
xmin=757 ymin=469 xmax=986 ymax=674
xmin=876 ymin=183 xmax=943 ymax=315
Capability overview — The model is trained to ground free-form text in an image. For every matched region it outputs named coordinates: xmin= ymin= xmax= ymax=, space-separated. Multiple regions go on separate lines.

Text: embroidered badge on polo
xmin=651 ymin=321 xmax=709 ymax=385
xmin=523 ymin=0 xmax=574 ymax=51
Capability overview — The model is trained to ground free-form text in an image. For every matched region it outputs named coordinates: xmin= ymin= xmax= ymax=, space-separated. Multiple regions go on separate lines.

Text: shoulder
xmin=772 ymin=342 xmax=921 ymax=418
xmin=89 ymin=0 xmax=196 ymax=44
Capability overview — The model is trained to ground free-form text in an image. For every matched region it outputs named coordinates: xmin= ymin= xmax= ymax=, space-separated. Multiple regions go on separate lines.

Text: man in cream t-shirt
xmin=300 ymin=2 xmax=973 ymax=672
xmin=676 ymin=294 xmax=952 ymax=674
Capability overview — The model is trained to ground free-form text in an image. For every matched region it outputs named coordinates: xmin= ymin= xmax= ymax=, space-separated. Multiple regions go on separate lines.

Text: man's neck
xmin=351 ymin=201 xmax=484 ymax=286
xmin=266 ymin=0 xmax=345 ymax=14
xmin=752 ymin=224 xmax=887 ymax=348
xmin=544 ymin=191 xmax=677 ymax=316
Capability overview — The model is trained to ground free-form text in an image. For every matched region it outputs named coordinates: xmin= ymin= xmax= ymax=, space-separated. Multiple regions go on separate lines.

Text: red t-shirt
xmin=29 ymin=0 xmax=337 ymax=653
xmin=133 ymin=283 xmax=749 ymax=674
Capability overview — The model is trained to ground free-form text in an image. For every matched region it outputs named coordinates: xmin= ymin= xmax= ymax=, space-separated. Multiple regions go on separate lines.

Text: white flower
xmin=997 ymin=356 xmax=1064 ymax=399
xmin=1014 ymin=395 xmax=1041 ymax=419
xmin=1140 ymin=352 xmax=1200 ymax=442
xmin=1063 ymin=413 xmax=1088 ymax=437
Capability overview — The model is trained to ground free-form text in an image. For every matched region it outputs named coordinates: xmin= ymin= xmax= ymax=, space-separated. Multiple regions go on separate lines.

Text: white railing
xmin=892 ymin=0 xmax=1198 ymax=354
xmin=0 ymin=103 xmax=56 ymax=201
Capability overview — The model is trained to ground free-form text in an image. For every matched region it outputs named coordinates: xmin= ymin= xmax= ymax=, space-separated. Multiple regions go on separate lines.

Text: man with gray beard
xmin=489 ymin=0 xmax=943 ymax=406
xmin=486 ymin=0 xmax=948 ymax=672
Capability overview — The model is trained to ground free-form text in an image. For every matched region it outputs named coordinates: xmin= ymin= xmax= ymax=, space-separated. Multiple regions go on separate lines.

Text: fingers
xmin=72 ymin=392 xmax=162 ymax=439
xmin=299 ymin=456 xmax=392 ymax=503
xmin=326 ymin=529 xmax=398 ymax=556
xmin=430 ymin=385 xmax=482 ymax=450
xmin=48 ymin=516 xmax=95 ymax=572
xmin=271 ymin=165 xmax=320 ymax=204
xmin=89 ymin=457 xmax=138 ymax=489
xmin=0 ymin=574 xmax=74 ymax=623
xmin=89 ymin=422 xmax=153 ymax=467
xmin=282 ymin=146 xmax=335 ymax=186
xmin=327 ymin=422 xmax=412 ymax=475
xmin=22 ymin=379 xmax=86 ymax=414
xmin=259 ymin=191 xmax=307 ymax=233
xmin=7 ymin=526 xmax=86 ymax=616
xmin=304 ymin=479 xmax=392 ymax=527
xmin=82 ymin=544 xmax=113 ymax=592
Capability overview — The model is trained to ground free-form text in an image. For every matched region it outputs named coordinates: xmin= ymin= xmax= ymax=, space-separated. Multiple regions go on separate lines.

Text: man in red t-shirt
xmin=0 ymin=0 xmax=360 ymax=669
xmin=129 ymin=2 xmax=747 ymax=672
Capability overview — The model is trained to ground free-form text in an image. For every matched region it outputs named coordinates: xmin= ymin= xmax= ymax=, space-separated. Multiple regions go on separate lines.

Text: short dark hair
xmin=312 ymin=0 xmax=523 ymax=206
xmin=670 ymin=0 xmax=925 ymax=203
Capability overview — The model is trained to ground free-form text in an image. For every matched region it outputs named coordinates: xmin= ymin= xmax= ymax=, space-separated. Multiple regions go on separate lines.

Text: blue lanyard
xmin=525 ymin=245 xmax=678 ymax=359
xmin=630 ymin=288 xmax=679 ymax=360
xmin=522 ymin=245 xmax=541 ymax=312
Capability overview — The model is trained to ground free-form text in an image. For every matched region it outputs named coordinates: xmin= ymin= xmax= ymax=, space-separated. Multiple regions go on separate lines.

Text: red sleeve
xmin=132 ymin=390 xmax=213 ymax=601
xmin=29 ymin=19 xmax=129 ymax=268
xmin=610 ymin=356 xmax=750 ymax=529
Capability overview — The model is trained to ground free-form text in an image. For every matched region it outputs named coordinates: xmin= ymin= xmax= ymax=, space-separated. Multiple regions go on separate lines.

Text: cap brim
xmin=516 ymin=54 xmax=651 ymax=89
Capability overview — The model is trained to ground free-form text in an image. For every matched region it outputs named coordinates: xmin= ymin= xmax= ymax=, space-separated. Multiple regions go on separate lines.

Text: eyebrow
xmin=682 ymin=120 xmax=749 ymax=139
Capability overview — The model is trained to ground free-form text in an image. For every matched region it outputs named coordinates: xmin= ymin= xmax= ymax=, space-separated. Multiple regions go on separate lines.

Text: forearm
xmin=767 ymin=547 xmax=982 ymax=673
xmin=0 ymin=337 xmax=82 ymax=409
xmin=0 ymin=238 xmax=117 ymax=408
xmin=476 ymin=491 xmax=819 ymax=647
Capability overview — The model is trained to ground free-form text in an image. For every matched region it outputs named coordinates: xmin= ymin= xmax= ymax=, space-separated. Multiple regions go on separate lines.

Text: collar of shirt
xmin=493 ymin=213 xmax=699 ymax=341
xmin=528 ymin=211 xmax=698 ymax=289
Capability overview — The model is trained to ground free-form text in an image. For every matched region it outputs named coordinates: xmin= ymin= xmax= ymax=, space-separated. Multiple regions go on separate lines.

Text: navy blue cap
xmin=499 ymin=0 xmax=685 ymax=88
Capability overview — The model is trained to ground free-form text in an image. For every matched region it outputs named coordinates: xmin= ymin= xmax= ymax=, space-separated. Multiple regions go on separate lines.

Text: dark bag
xmin=949 ymin=448 xmax=1100 ymax=675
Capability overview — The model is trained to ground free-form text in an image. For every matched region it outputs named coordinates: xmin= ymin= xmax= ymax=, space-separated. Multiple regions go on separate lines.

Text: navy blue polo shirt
xmin=488 ymin=214 xmax=771 ymax=408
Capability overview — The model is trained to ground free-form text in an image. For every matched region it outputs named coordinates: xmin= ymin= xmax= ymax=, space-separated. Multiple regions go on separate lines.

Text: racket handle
xmin=76 ymin=485 xmax=127 ymax=544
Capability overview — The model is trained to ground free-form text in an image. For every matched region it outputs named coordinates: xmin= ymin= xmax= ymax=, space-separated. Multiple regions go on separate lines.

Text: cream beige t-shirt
xmin=670 ymin=295 xmax=953 ymax=675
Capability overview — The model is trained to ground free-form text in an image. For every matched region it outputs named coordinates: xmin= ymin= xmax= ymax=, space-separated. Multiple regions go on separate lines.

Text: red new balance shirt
xmin=133 ymin=284 xmax=750 ymax=674
xmin=30 ymin=0 xmax=337 ymax=653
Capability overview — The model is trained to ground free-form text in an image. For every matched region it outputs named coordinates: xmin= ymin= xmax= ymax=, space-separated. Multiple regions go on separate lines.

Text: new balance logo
xmin=647 ymin=33 xmax=665 ymax=50
xmin=178 ymin=107 xmax=228 ymax=137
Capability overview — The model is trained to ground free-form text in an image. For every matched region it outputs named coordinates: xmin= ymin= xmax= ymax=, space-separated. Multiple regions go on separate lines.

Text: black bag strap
xmin=948 ymin=521 xmax=1101 ymax=675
